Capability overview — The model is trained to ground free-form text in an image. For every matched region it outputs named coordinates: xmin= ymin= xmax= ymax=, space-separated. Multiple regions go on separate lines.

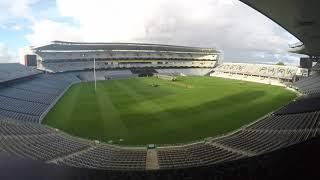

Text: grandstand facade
xmin=210 ymin=63 xmax=308 ymax=86
xmin=33 ymin=41 xmax=220 ymax=73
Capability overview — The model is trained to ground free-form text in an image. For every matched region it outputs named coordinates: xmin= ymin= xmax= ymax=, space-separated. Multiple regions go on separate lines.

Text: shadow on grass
xmin=122 ymin=90 xmax=266 ymax=129
xmin=49 ymin=78 xmax=294 ymax=145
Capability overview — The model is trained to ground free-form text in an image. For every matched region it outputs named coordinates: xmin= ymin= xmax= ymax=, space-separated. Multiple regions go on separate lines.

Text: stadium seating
xmin=41 ymin=59 xmax=216 ymax=72
xmin=212 ymin=63 xmax=298 ymax=86
xmin=275 ymin=95 xmax=320 ymax=114
xmin=247 ymin=111 xmax=320 ymax=130
xmin=157 ymin=143 xmax=244 ymax=169
xmin=0 ymin=69 xmax=135 ymax=123
xmin=1 ymin=105 xmax=318 ymax=170
xmin=0 ymin=108 xmax=39 ymax=123
xmin=0 ymin=117 xmax=53 ymax=135
xmin=312 ymin=62 xmax=320 ymax=71
xmin=0 ymin=66 xmax=320 ymax=171
xmin=36 ymin=42 xmax=219 ymax=72
xmin=155 ymin=68 xmax=213 ymax=76
xmin=0 ymin=133 xmax=92 ymax=161
xmin=213 ymin=63 xmax=298 ymax=80
xmin=58 ymin=145 xmax=147 ymax=170
xmin=210 ymin=71 xmax=287 ymax=86
xmin=67 ymin=70 xmax=136 ymax=81
xmin=0 ymin=74 xmax=80 ymax=123
xmin=293 ymin=73 xmax=320 ymax=94
xmin=0 ymin=87 xmax=55 ymax=104
xmin=0 ymin=63 xmax=41 ymax=83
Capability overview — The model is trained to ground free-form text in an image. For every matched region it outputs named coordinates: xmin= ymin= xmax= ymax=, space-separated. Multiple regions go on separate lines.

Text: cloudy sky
xmin=0 ymin=0 xmax=306 ymax=65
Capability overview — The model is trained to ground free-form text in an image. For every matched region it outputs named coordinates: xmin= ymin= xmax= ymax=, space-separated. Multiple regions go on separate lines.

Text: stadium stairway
xmin=146 ymin=149 xmax=159 ymax=170
xmin=48 ymin=145 xmax=97 ymax=164
xmin=209 ymin=141 xmax=255 ymax=156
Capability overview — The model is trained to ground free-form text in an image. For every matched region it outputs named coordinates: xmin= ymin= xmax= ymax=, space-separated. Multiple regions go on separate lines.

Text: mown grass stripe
xmin=43 ymin=76 xmax=296 ymax=145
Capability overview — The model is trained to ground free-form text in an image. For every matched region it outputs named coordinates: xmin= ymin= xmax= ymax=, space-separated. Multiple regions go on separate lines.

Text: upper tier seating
xmin=38 ymin=51 xmax=217 ymax=72
xmin=155 ymin=68 xmax=212 ymax=76
xmin=41 ymin=60 xmax=215 ymax=72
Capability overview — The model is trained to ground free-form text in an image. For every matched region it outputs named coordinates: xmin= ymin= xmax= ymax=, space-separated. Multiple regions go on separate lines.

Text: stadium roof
xmin=240 ymin=0 xmax=320 ymax=56
xmin=33 ymin=41 xmax=219 ymax=53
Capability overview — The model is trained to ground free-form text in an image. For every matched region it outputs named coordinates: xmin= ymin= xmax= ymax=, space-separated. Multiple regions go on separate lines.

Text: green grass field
xmin=43 ymin=76 xmax=296 ymax=145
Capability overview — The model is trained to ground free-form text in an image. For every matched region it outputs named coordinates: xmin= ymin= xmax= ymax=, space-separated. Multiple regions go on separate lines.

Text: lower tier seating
xmin=0 ymin=74 xmax=80 ymax=123
xmin=248 ymin=111 xmax=320 ymax=130
xmin=157 ymin=143 xmax=244 ymax=169
xmin=275 ymin=95 xmax=320 ymax=114
xmin=214 ymin=130 xmax=317 ymax=154
xmin=58 ymin=145 xmax=147 ymax=170
xmin=294 ymin=73 xmax=320 ymax=94
xmin=0 ymin=133 xmax=92 ymax=161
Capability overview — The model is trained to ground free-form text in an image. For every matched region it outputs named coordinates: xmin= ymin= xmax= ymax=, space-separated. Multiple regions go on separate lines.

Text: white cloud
xmin=0 ymin=43 xmax=18 ymax=63
xmin=27 ymin=0 xmax=298 ymax=49
xmin=12 ymin=25 xmax=22 ymax=30
xmin=224 ymin=50 xmax=306 ymax=65
xmin=25 ymin=19 xmax=84 ymax=46
xmin=23 ymin=0 xmax=303 ymax=64
xmin=0 ymin=45 xmax=34 ymax=64
xmin=0 ymin=0 xmax=39 ymax=23
xmin=0 ymin=24 xmax=8 ymax=29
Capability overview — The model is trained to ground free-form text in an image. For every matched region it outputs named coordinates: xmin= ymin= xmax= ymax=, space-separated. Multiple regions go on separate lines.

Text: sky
xmin=0 ymin=0 xmax=306 ymax=65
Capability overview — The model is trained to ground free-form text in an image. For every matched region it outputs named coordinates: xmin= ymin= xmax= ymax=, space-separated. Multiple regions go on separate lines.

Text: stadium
xmin=0 ymin=0 xmax=320 ymax=179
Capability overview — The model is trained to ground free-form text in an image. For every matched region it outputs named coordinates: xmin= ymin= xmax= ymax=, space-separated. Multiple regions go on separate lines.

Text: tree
xmin=276 ymin=61 xmax=285 ymax=66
